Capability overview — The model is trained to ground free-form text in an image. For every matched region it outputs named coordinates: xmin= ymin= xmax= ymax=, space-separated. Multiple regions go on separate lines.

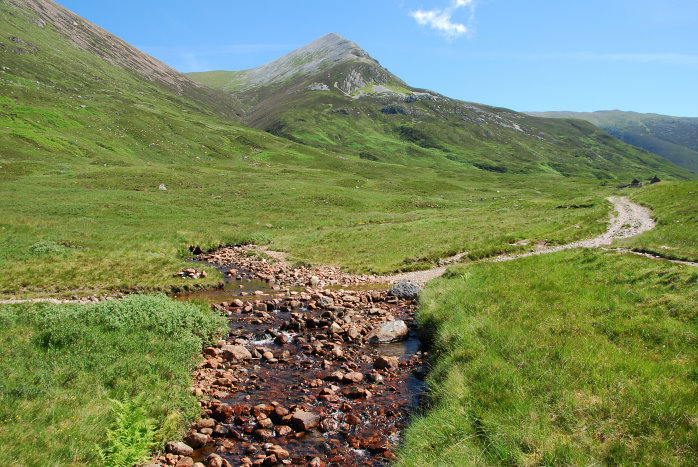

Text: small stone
xmin=374 ymin=355 xmax=399 ymax=370
xmin=342 ymin=371 xmax=364 ymax=383
xmin=176 ymin=457 xmax=195 ymax=467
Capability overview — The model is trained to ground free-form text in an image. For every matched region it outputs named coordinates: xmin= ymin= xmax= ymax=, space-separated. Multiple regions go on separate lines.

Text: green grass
xmin=0 ymin=295 xmax=226 ymax=466
xmin=620 ymin=181 xmax=698 ymax=262
xmin=398 ymin=250 xmax=697 ymax=466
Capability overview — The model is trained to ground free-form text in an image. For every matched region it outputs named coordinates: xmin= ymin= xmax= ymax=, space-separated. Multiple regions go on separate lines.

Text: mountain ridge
xmin=186 ymin=34 xmax=693 ymax=180
xmin=9 ymin=0 xmax=243 ymax=119
xmin=527 ymin=110 xmax=698 ymax=173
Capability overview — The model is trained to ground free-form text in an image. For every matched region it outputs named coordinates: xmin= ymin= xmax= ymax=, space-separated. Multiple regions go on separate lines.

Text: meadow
xmin=0 ymin=295 xmax=225 ymax=466
xmin=399 ymin=249 xmax=697 ymax=466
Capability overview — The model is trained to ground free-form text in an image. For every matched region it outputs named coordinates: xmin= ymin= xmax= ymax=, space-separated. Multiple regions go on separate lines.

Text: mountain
xmin=187 ymin=34 xmax=692 ymax=180
xmin=526 ymin=110 xmax=698 ymax=173
xmin=4 ymin=0 xmax=242 ymax=119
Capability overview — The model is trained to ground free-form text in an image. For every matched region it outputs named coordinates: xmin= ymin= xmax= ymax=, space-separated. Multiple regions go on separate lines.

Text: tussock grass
xmin=398 ymin=250 xmax=697 ymax=465
xmin=0 ymin=295 xmax=226 ymax=466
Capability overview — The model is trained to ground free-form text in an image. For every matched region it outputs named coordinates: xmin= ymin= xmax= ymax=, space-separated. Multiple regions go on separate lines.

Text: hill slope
xmin=527 ymin=110 xmax=698 ymax=173
xmin=1 ymin=0 xmax=638 ymax=297
xmin=188 ymin=34 xmax=692 ymax=181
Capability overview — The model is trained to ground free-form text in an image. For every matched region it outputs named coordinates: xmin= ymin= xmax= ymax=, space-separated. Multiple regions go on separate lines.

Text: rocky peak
xmin=226 ymin=33 xmax=397 ymax=92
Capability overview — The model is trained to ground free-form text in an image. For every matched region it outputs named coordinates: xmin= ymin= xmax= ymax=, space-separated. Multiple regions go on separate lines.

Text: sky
xmin=57 ymin=0 xmax=698 ymax=117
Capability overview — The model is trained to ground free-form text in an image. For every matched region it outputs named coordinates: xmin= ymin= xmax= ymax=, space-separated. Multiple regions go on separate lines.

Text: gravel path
xmin=385 ymin=197 xmax=662 ymax=286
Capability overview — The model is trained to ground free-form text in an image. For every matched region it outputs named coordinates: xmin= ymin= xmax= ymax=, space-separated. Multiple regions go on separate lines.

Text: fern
xmin=99 ymin=394 xmax=157 ymax=467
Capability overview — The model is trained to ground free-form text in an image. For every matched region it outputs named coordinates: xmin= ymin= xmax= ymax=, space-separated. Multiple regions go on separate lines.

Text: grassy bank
xmin=0 ymin=295 xmax=226 ymax=466
xmin=621 ymin=181 xmax=698 ymax=262
xmin=399 ymin=250 xmax=697 ymax=465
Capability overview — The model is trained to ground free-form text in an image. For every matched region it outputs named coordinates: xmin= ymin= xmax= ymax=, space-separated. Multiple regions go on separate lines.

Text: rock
xmin=308 ymin=457 xmax=325 ymax=467
xmin=184 ymin=431 xmax=209 ymax=448
xmin=316 ymin=295 xmax=333 ymax=308
xmin=276 ymin=425 xmax=293 ymax=436
xmin=310 ymin=275 xmax=320 ymax=286
xmin=342 ymin=371 xmax=364 ymax=383
xmin=196 ymin=418 xmax=216 ymax=429
xmin=205 ymin=453 xmax=232 ymax=467
xmin=366 ymin=320 xmax=409 ymax=343
xmin=374 ymin=355 xmax=399 ymax=370
xmin=266 ymin=445 xmax=290 ymax=460
xmin=165 ymin=441 xmax=193 ymax=457
xmin=221 ymin=345 xmax=252 ymax=361
xmin=290 ymin=410 xmax=320 ymax=431
xmin=329 ymin=322 xmax=343 ymax=334
xmin=176 ymin=457 xmax=195 ymax=467
xmin=388 ymin=279 xmax=421 ymax=300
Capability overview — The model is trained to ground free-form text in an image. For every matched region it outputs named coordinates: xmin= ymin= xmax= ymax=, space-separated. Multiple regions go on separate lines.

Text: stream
xmin=161 ymin=246 xmax=428 ymax=466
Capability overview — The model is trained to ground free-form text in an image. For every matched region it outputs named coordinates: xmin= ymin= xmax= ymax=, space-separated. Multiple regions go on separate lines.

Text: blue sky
xmin=58 ymin=0 xmax=698 ymax=117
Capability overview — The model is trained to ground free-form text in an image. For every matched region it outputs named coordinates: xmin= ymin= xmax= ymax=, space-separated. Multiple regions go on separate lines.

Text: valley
xmin=0 ymin=1 xmax=696 ymax=466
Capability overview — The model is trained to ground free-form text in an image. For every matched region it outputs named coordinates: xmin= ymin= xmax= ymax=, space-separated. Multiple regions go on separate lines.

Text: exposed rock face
xmin=389 ymin=279 xmax=421 ymax=300
xmin=366 ymin=320 xmax=409 ymax=343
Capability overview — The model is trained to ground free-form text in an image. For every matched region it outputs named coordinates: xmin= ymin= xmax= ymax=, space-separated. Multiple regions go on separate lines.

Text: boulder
xmin=366 ymin=320 xmax=409 ymax=343
xmin=388 ymin=279 xmax=421 ymax=300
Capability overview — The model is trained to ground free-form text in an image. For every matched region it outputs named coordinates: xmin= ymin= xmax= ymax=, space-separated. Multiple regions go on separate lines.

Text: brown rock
xmin=196 ymin=418 xmax=217 ymax=429
xmin=266 ymin=445 xmax=290 ymax=460
xmin=165 ymin=441 xmax=193 ymax=457
xmin=290 ymin=410 xmax=320 ymax=431
xmin=308 ymin=457 xmax=325 ymax=467
xmin=176 ymin=457 xmax=195 ymax=467
xmin=342 ymin=371 xmax=364 ymax=383
xmin=275 ymin=425 xmax=292 ymax=436
xmin=184 ymin=431 xmax=209 ymax=448
xmin=374 ymin=355 xmax=399 ymax=370
xmin=205 ymin=453 xmax=232 ymax=467
xmin=221 ymin=345 xmax=252 ymax=361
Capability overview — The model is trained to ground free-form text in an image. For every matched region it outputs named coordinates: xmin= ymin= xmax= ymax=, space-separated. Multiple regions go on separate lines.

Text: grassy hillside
xmin=399 ymin=250 xmax=697 ymax=465
xmin=528 ymin=110 xmax=698 ymax=173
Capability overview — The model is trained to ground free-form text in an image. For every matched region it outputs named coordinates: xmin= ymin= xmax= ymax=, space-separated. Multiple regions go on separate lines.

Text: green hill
xmin=188 ymin=34 xmax=691 ymax=181
xmin=527 ymin=110 xmax=698 ymax=173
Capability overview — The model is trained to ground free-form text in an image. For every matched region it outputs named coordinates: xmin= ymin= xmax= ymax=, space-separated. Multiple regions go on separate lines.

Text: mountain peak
xmin=208 ymin=33 xmax=387 ymax=92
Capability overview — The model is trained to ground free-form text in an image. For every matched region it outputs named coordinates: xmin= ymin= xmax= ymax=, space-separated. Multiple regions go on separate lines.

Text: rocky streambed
xmin=151 ymin=246 xmax=428 ymax=467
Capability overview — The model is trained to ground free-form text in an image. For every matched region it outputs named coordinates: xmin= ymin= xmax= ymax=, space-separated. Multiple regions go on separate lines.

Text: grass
xmin=397 ymin=250 xmax=697 ymax=466
xmin=0 ymin=295 xmax=226 ymax=466
xmin=620 ymin=181 xmax=698 ymax=262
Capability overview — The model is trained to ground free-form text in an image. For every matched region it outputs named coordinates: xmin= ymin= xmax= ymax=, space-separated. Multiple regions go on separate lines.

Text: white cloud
xmin=410 ymin=0 xmax=476 ymax=39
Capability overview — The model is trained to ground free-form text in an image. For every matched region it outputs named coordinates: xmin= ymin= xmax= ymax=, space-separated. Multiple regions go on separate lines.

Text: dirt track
xmin=388 ymin=196 xmax=664 ymax=285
